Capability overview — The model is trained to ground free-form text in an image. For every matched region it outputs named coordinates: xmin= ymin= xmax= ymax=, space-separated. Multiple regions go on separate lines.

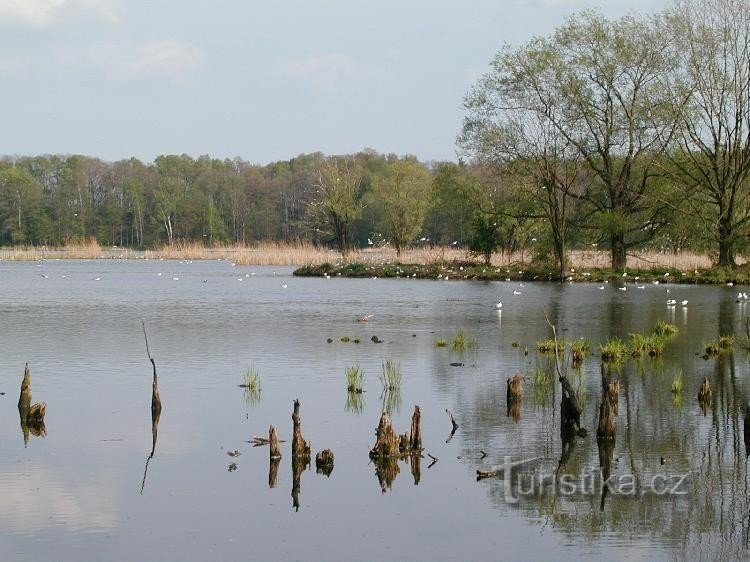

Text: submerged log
xmin=291 ymin=399 xmax=311 ymax=458
xmin=315 ymin=449 xmax=334 ymax=476
xmin=269 ymin=425 xmax=282 ymax=459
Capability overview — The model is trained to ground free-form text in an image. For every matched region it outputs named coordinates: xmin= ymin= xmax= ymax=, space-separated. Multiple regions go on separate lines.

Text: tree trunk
xmin=611 ymin=233 xmax=626 ymax=271
xmin=269 ymin=425 xmax=282 ymax=459
xmin=718 ymin=214 xmax=736 ymax=267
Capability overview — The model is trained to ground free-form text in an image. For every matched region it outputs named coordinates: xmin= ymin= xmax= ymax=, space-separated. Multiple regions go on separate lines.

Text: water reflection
xmin=140 ymin=407 xmax=161 ymax=495
xmin=291 ymin=455 xmax=308 ymax=512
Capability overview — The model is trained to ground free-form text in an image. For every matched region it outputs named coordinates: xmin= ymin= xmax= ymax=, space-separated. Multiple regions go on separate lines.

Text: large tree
xmin=666 ymin=0 xmax=750 ymax=267
xmin=310 ymin=157 xmax=364 ymax=257
xmin=464 ymin=10 xmax=678 ymax=270
xmin=373 ymin=158 xmax=432 ymax=257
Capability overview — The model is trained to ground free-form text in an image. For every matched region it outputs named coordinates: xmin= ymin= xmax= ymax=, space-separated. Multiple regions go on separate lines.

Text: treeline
xmin=0 ymin=151 xmax=477 ymax=252
xmin=1 ymin=0 xmax=749 ymax=273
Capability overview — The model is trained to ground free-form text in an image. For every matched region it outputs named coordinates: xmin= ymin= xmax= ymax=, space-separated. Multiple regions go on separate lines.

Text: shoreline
xmin=293 ymin=261 xmax=750 ymax=285
xmin=1 ymin=243 xmax=747 ymax=284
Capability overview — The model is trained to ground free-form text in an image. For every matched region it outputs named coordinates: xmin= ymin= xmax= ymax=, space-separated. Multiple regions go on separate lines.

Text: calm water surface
xmin=1 ymin=259 xmax=750 ymax=561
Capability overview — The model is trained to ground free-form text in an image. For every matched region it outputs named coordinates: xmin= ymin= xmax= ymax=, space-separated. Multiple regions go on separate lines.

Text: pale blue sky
xmin=0 ymin=0 xmax=666 ymax=164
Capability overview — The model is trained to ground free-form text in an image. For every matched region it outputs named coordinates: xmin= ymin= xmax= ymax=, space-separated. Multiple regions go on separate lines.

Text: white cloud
xmin=90 ymin=39 xmax=205 ymax=80
xmin=0 ymin=0 xmax=120 ymax=28
xmin=279 ymin=52 xmax=380 ymax=93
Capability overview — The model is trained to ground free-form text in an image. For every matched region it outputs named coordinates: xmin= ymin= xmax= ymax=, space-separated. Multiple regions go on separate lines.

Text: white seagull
xmin=666 ymin=299 xmax=676 ymax=306
xmin=495 ymin=302 xmax=503 ymax=309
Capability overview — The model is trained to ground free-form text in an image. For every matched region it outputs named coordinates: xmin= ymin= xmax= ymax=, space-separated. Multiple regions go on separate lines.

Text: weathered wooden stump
xmin=17 ymin=363 xmax=47 ymax=444
xmin=560 ymin=375 xmax=584 ymax=435
xmin=596 ymin=374 xmax=619 ymax=440
xmin=408 ymin=405 xmax=422 ymax=452
xmin=268 ymin=456 xmax=280 ymax=488
xmin=269 ymin=425 xmax=282 ymax=459
xmin=698 ymin=377 xmax=712 ymax=403
xmin=369 ymin=411 xmax=400 ymax=459
xmin=291 ymin=399 xmax=311 ymax=458
xmin=506 ymin=373 xmax=523 ymax=402
xmin=315 ymin=449 xmax=334 ymax=476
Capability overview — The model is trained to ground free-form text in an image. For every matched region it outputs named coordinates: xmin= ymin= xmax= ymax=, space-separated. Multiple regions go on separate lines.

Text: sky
xmin=0 ymin=0 xmax=667 ymax=165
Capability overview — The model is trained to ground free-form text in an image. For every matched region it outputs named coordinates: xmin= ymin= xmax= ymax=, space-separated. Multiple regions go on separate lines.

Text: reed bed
xmin=0 ymin=239 xmax=744 ymax=270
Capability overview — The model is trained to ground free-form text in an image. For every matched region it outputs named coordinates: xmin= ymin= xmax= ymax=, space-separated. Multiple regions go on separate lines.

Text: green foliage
xmin=467 ymin=212 xmax=503 ymax=265
xmin=600 ymin=337 xmax=628 ymax=363
xmin=379 ymin=359 xmax=402 ymax=391
xmin=345 ymin=365 xmax=365 ymax=393
xmin=242 ymin=366 xmax=261 ymax=406
xmin=537 ymin=338 xmax=565 ymax=354
xmin=653 ymin=321 xmax=679 ymax=337
xmin=434 ymin=339 xmax=448 ymax=348
xmin=570 ymin=338 xmax=590 ymax=363
xmin=451 ymin=329 xmax=477 ymax=353
xmin=671 ymin=370 xmax=684 ymax=394
xmin=372 ymin=158 xmax=432 ymax=255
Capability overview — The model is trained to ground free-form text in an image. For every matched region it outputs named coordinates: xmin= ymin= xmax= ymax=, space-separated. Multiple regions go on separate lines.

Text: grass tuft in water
xmin=451 ymin=329 xmax=477 ymax=353
xmin=241 ymin=365 xmax=261 ymax=406
xmin=570 ymin=338 xmax=590 ymax=364
xmin=380 ymin=359 xmax=402 ymax=391
xmin=600 ymin=337 xmax=628 ymax=363
xmin=537 ymin=339 xmax=565 ymax=354
xmin=653 ymin=320 xmax=679 ymax=337
xmin=671 ymin=369 xmax=684 ymax=394
xmin=435 ymin=338 xmax=448 ymax=348
xmin=346 ymin=365 xmax=365 ymax=393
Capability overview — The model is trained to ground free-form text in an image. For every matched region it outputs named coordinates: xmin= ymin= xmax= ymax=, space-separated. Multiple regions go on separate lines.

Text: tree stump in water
xmin=18 ymin=363 xmax=31 ymax=412
xmin=17 ymin=363 xmax=46 ymax=444
xmin=408 ymin=405 xmax=422 ymax=452
xmin=560 ymin=375 xmax=584 ymax=435
xmin=369 ymin=411 xmax=401 ymax=459
xmin=269 ymin=425 xmax=282 ymax=459
xmin=315 ymin=449 xmax=334 ymax=476
xmin=291 ymin=399 xmax=311 ymax=458
xmin=698 ymin=377 xmax=712 ymax=403
xmin=268 ymin=456 xmax=280 ymax=488
xmin=507 ymin=373 xmax=523 ymax=402
xmin=596 ymin=374 xmax=619 ymax=440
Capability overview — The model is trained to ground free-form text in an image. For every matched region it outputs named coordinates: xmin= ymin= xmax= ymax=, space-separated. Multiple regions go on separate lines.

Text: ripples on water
xmin=1 ymin=260 xmax=749 ymax=560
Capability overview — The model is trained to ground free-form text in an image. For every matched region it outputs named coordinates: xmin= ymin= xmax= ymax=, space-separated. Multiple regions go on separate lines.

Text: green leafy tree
xmin=311 ymin=157 xmax=364 ymax=256
xmin=373 ymin=158 xmax=432 ymax=257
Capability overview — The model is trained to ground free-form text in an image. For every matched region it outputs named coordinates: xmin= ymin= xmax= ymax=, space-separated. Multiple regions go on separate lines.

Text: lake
xmin=1 ymin=259 xmax=749 ymax=561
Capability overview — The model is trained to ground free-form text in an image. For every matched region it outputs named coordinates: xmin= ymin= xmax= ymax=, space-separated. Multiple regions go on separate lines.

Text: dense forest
xmin=1 ymin=0 xmax=748 ymax=273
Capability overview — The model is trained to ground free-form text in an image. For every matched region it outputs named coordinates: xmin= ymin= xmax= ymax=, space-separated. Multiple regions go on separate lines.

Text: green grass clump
xmin=346 ymin=365 xmax=365 ymax=393
xmin=718 ymin=334 xmax=735 ymax=350
xmin=451 ymin=329 xmax=477 ymax=352
xmin=653 ymin=320 xmax=679 ymax=337
xmin=570 ymin=338 xmax=590 ymax=363
xmin=537 ymin=339 xmax=565 ymax=354
xmin=241 ymin=365 xmax=261 ymax=406
xmin=671 ymin=370 xmax=684 ymax=394
xmin=340 ymin=336 xmax=351 ymax=343
xmin=380 ymin=359 xmax=402 ymax=391
xmin=628 ymin=333 xmax=649 ymax=357
xmin=435 ymin=338 xmax=448 ymax=348
xmin=600 ymin=337 xmax=628 ymax=363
